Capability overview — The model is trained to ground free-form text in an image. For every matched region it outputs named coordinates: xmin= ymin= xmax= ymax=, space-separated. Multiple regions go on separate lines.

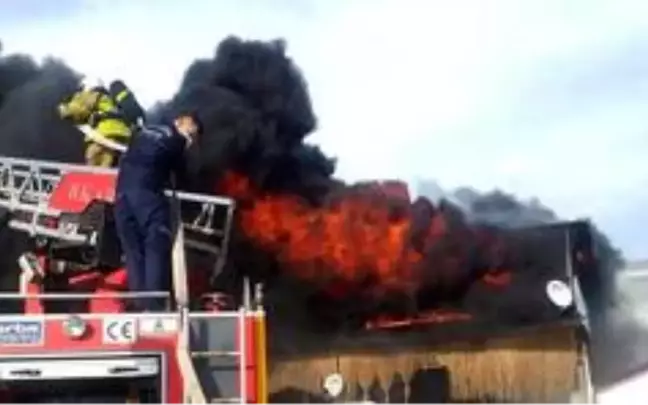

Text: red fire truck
xmin=0 ymin=156 xmax=268 ymax=403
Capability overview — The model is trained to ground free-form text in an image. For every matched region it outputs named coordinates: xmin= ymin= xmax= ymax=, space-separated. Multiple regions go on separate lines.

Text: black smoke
xmin=162 ymin=37 xmax=623 ymax=317
xmin=0 ymin=35 xmax=635 ymax=384
xmin=449 ymin=187 xmax=624 ymax=317
xmin=419 ymin=184 xmax=626 ymax=387
xmin=0 ymin=36 xmax=624 ymax=325
xmin=158 ymin=37 xmax=336 ymax=200
xmin=0 ymin=41 xmax=82 ymax=300
xmin=0 ymin=41 xmax=82 ymax=161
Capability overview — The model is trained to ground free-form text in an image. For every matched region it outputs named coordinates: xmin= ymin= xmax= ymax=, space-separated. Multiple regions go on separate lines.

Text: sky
xmin=2 ymin=0 xmax=648 ymax=259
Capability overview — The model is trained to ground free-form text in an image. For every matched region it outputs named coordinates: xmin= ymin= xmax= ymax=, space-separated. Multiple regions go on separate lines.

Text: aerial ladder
xmin=0 ymin=156 xmax=268 ymax=403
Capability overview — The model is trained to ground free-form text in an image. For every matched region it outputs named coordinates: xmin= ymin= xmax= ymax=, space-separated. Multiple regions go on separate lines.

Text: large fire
xmin=218 ymin=171 xmax=512 ymax=311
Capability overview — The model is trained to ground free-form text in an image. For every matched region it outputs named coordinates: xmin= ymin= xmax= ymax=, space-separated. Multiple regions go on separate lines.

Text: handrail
xmin=0 ymin=292 xmax=169 ymax=300
xmin=0 ymin=154 xmax=235 ymax=262
xmin=238 ymin=306 xmax=247 ymax=404
xmin=0 ymin=155 xmax=234 ymax=206
xmin=177 ymin=307 xmax=207 ymax=403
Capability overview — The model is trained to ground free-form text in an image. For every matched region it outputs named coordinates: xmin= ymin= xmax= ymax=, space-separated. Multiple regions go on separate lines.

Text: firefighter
xmin=108 ymin=79 xmax=146 ymax=129
xmin=114 ymin=108 xmax=201 ymax=311
xmin=57 ymin=77 xmax=133 ymax=167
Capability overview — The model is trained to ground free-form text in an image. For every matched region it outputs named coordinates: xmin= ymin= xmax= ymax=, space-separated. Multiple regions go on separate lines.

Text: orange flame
xmin=218 ymin=171 xmax=497 ymax=300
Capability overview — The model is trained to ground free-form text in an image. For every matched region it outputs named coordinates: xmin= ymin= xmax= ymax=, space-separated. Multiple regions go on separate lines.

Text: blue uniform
xmin=114 ymin=124 xmax=188 ymax=311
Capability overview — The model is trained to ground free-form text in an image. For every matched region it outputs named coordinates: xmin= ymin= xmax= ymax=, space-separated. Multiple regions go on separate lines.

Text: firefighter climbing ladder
xmin=0 ymin=156 xmax=235 ymax=276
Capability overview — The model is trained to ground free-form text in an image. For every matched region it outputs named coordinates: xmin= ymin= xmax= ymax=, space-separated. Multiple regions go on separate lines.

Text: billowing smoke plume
xmin=417 ymin=181 xmax=627 ymax=387
xmin=163 ymin=38 xmax=625 ymax=323
xmin=0 ymin=36 xmax=635 ymax=392
xmin=0 ymin=41 xmax=81 ymax=301
xmin=0 ymin=37 xmax=623 ymax=329
xmin=154 ymin=39 xmax=512 ymax=321
xmin=419 ymin=181 xmax=624 ymax=318
xmin=155 ymin=37 xmax=336 ymax=202
xmin=0 ymin=41 xmax=82 ymax=161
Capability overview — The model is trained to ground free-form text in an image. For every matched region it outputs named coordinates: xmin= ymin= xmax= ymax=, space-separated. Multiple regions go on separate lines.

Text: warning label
xmin=139 ymin=316 xmax=179 ymax=336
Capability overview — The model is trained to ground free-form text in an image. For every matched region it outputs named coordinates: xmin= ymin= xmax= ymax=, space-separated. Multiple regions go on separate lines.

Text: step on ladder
xmin=190 ymin=306 xmax=248 ymax=405
xmin=0 ymin=156 xmax=236 ymax=277
xmin=177 ymin=307 xmax=248 ymax=405
xmin=187 ymin=309 xmax=249 ymax=404
xmin=171 ymin=198 xmax=207 ymax=404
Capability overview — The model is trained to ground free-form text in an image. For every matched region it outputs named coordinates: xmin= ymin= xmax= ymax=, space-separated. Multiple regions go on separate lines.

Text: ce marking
xmin=103 ymin=318 xmax=137 ymax=344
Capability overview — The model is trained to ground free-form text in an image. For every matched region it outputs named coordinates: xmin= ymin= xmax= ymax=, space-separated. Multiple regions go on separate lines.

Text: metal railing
xmin=0 ymin=292 xmax=169 ymax=300
xmin=0 ymin=291 xmax=174 ymax=314
xmin=0 ymin=155 xmax=236 ymax=258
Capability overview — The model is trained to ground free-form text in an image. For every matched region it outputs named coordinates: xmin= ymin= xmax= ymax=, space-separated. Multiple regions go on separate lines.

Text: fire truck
xmin=0 ymin=156 xmax=268 ymax=403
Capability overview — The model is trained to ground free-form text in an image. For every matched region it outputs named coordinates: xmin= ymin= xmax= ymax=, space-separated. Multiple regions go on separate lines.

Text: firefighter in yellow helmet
xmin=57 ymin=77 xmax=133 ymax=167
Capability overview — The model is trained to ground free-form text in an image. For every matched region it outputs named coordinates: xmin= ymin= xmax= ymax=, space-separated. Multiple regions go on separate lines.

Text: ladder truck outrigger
xmin=0 ymin=156 xmax=269 ymax=403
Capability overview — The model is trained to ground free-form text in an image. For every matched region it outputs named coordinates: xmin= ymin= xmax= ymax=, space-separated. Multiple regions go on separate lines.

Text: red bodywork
xmin=30 ymin=171 xmax=123 ymax=314
xmin=0 ymin=313 xmax=262 ymax=403
xmin=49 ymin=171 xmax=117 ymax=214
xmin=7 ymin=170 xmax=263 ymax=403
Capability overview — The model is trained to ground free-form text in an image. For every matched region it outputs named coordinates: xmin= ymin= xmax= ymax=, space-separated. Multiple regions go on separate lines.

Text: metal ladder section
xmin=171 ymin=189 xmax=251 ymax=404
xmin=184 ymin=309 xmax=251 ymax=404
xmin=0 ymin=156 xmax=236 ymax=271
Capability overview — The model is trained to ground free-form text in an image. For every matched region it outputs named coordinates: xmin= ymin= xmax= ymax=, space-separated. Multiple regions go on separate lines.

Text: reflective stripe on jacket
xmin=59 ymin=88 xmax=132 ymax=143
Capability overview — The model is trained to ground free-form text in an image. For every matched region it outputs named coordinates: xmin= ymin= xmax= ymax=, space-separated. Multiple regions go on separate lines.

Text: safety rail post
xmin=177 ymin=305 xmax=207 ymax=404
xmin=170 ymin=190 xmax=207 ymax=404
xmin=211 ymin=203 xmax=235 ymax=282
xmin=19 ymin=266 xmax=43 ymax=314
xmin=238 ymin=306 xmax=248 ymax=404
xmin=241 ymin=278 xmax=263 ymax=403
xmin=253 ymin=283 xmax=268 ymax=403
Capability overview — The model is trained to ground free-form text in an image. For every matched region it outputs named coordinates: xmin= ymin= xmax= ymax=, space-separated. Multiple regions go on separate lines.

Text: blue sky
xmin=2 ymin=0 xmax=648 ymax=259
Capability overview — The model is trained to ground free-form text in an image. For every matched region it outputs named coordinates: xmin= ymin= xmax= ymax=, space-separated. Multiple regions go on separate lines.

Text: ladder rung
xmin=0 ymin=201 xmax=60 ymax=216
xmin=191 ymin=350 xmax=240 ymax=358
xmin=185 ymin=239 xmax=220 ymax=255
xmin=210 ymin=398 xmax=241 ymax=403
xmin=9 ymin=218 xmax=221 ymax=255
xmin=9 ymin=221 xmax=87 ymax=242
xmin=184 ymin=224 xmax=224 ymax=236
